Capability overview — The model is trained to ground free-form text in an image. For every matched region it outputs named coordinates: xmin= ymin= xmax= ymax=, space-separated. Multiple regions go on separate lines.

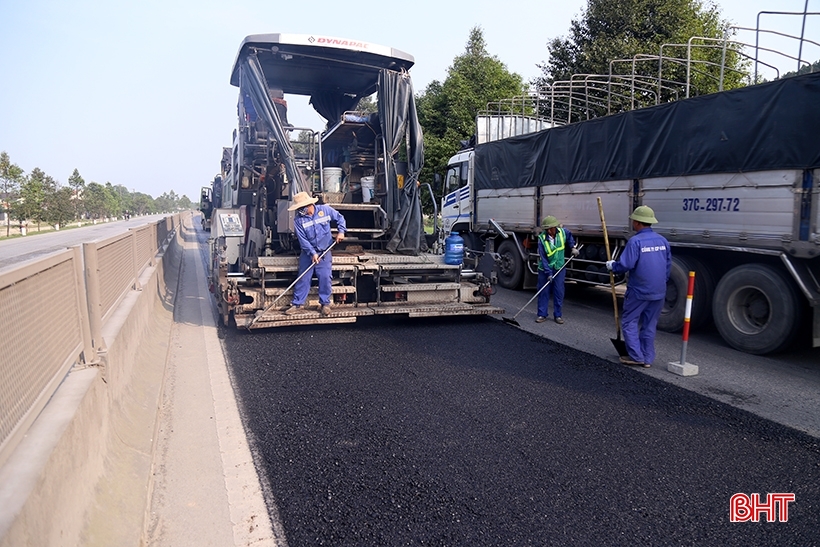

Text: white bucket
xmin=361 ymin=176 xmax=375 ymax=202
xmin=322 ymin=167 xmax=343 ymax=193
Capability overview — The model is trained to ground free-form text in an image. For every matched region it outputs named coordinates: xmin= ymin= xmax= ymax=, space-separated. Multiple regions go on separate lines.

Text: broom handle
xmin=512 ymin=256 xmax=572 ymax=320
xmin=597 ymin=197 xmax=622 ymax=338
xmin=248 ymin=241 xmax=337 ymax=328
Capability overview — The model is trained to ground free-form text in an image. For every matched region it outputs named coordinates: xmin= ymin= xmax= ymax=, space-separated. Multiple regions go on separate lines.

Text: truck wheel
xmin=658 ymin=256 xmax=715 ymax=332
xmin=461 ymin=232 xmax=479 ymax=253
xmin=712 ymin=264 xmax=799 ymax=354
xmin=496 ymin=239 xmax=523 ymax=289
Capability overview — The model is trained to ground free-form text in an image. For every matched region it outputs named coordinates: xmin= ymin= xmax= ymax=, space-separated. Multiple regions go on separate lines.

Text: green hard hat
xmin=541 ymin=215 xmax=560 ymax=228
xmin=629 ymin=205 xmax=658 ymax=225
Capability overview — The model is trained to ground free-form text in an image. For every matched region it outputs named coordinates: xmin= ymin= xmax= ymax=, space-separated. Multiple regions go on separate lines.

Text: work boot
xmin=619 ymin=356 xmax=645 ymax=366
xmin=535 ymin=316 xmax=547 ymax=323
xmin=320 ymin=305 xmax=332 ymax=316
xmin=554 ymin=317 xmax=564 ymax=324
xmin=283 ymin=305 xmax=304 ymax=315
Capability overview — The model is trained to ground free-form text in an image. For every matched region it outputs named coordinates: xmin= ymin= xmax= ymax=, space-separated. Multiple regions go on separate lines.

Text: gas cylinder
xmin=444 ymin=232 xmax=464 ymax=266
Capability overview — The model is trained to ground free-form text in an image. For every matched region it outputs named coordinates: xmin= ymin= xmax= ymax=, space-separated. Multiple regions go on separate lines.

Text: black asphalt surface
xmin=222 ymin=315 xmax=820 ymax=547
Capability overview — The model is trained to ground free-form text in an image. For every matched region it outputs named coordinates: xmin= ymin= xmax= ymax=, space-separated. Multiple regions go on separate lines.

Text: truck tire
xmin=461 ymin=232 xmax=479 ymax=253
xmin=658 ymin=256 xmax=715 ymax=332
xmin=497 ymin=239 xmax=523 ymax=289
xmin=712 ymin=264 xmax=799 ymax=354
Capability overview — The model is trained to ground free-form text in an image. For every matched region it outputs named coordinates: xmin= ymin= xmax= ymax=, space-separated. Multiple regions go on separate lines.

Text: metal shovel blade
xmin=611 ymin=336 xmax=629 ymax=357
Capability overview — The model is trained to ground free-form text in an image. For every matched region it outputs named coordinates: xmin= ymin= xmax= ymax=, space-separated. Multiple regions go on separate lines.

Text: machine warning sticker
xmin=219 ymin=213 xmax=244 ymax=235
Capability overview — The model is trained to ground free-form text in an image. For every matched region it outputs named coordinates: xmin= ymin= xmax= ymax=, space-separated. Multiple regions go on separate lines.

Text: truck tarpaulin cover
xmin=379 ymin=69 xmax=425 ymax=255
xmin=474 ymin=71 xmax=820 ymax=191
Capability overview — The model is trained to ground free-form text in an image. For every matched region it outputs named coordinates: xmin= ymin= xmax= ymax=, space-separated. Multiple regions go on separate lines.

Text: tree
xmin=131 ymin=192 xmax=156 ymax=215
xmin=537 ymin=0 xmax=747 ymax=118
xmin=67 ymin=168 xmax=86 ymax=220
xmin=1 ymin=151 xmax=24 ymax=237
xmin=155 ymin=190 xmax=179 ymax=213
xmin=83 ymin=182 xmax=109 ymax=220
xmin=2 ymin=153 xmax=190 ymax=228
xmin=416 ymin=27 xmax=526 ymax=193
xmin=105 ymin=182 xmax=125 ymax=217
xmin=781 ymin=58 xmax=820 ymax=79
xmin=44 ymin=187 xmax=75 ymax=229
xmin=20 ymin=168 xmax=56 ymax=231
xmin=355 ymin=94 xmax=378 ymax=113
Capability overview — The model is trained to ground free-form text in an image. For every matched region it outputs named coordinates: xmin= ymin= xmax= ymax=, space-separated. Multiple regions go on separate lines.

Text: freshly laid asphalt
xmin=222 ymin=315 xmax=820 ymax=546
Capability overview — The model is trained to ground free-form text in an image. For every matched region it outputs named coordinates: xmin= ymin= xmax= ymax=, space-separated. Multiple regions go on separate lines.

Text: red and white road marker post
xmin=668 ymin=270 xmax=699 ymax=376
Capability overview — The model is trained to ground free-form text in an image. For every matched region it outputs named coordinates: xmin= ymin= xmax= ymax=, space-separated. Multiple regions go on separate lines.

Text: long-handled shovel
xmin=597 ymin=197 xmax=629 ymax=357
xmin=502 ymin=257 xmax=573 ymax=327
xmin=247 ymin=241 xmax=337 ymax=329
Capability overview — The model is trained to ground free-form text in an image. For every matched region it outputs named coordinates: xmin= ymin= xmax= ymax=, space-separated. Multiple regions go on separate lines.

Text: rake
xmin=501 ymin=258 xmax=573 ymax=327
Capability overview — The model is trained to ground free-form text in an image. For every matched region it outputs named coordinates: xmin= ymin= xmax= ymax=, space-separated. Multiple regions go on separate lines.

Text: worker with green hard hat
xmin=605 ymin=205 xmax=671 ymax=367
xmin=535 ymin=215 xmax=579 ymax=324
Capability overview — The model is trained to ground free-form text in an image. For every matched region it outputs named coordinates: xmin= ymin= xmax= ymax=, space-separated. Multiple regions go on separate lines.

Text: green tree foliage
xmin=131 ymin=192 xmax=156 ymax=215
xmin=44 ymin=187 xmax=75 ymax=229
xmin=67 ymin=168 xmax=86 ymax=219
xmin=781 ymin=58 xmax=820 ymax=79
xmin=20 ymin=168 xmax=57 ymax=231
xmin=417 ymin=27 xmax=526 ymax=184
xmin=1 ymin=151 xmax=25 ymax=236
xmin=355 ymin=94 xmax=377 ymax=113
xmin=83 ymin=182 xmax=110 ymax=220
xmin=155 ymin=190 xmax=179 ymax=213
xmin=537 ymin=0 xmax=746 ymax=115
xmin=0 ymin=152 xmax=195 ymax=235
xmin=105 ymin=182 xmax=125 ymax=217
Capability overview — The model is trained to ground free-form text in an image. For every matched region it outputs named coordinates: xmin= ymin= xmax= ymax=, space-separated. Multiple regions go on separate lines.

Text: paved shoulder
xmin=144 ymin=220 xmax=281 ymax=546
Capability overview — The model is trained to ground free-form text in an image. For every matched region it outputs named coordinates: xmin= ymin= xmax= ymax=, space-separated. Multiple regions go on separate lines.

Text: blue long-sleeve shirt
xmin=611 ymin=227 xmax=671 ymax=300
xmin=294 ymin=204 xmax=347 ymax=256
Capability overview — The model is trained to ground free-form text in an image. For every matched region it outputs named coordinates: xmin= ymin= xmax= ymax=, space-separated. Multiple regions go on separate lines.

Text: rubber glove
xmin=605 ymin=260 xmax=615 ymax=271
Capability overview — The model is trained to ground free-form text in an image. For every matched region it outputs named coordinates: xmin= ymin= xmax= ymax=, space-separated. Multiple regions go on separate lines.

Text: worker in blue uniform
xmin=284 ymin=191 xmax=347 ymax=316
xmin=536 ymin=215 xmax=579 ymax=324
xmin=605 ymin=206 xmax=671 ymax=367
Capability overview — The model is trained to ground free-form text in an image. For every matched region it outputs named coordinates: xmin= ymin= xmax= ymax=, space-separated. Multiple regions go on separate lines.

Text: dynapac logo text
xmin=315 ymin=37 xmax=369 ymax=49
xmin=730 ymin=493 xmax=795 ymax=522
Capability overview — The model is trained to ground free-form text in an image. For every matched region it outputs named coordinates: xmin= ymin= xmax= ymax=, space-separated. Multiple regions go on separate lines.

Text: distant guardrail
xmin=0 ymin=215 xmax=180 ymax=468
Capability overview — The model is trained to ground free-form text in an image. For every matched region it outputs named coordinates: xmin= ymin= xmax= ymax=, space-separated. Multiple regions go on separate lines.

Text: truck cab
xmin=441 ymin=149 xmax=473 ymax=239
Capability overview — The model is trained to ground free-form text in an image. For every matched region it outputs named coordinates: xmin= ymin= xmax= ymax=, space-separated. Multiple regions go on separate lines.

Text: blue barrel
xmin=444 ymin=232 xmax=465 ymax=266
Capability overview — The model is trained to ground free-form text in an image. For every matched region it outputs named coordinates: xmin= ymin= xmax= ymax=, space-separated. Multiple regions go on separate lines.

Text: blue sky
xmin=0 ymin=0 xmax=817 ymax=202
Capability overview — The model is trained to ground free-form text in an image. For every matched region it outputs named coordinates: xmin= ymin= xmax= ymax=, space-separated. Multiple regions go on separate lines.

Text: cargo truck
xmin=207 ymin=34 xmax=501 ymax=329
xmin=441 ymin=71 xmax=820 ymax=354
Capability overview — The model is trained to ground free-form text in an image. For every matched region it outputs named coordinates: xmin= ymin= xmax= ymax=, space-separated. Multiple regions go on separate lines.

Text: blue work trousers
xmin=621 ymin=292 xmax=664 ymax=364
xmin=536 ymin=267 xmax=565 ymax=318
xmin=292 ymin=251 xmax=333 ymax=306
